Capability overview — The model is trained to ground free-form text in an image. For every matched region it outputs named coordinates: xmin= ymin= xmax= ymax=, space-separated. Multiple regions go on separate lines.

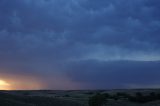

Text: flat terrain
xmin=1 ymin=89 xmax=160 ymax=106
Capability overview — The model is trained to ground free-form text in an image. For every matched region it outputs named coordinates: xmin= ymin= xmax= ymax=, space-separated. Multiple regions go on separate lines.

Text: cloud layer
xmin=0 ymin=0 xmax=160 ymax=89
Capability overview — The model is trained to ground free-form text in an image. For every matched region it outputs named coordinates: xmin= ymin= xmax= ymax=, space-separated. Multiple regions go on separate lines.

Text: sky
xmin=0 ymin=0 xmax=160 ymax=90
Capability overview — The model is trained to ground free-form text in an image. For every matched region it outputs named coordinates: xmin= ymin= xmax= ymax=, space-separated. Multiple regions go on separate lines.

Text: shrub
xmin=64 ymin=94 xmax=70 ymax=97
xmin=89 ymin=93 xmax=106 ymax=106
xmin=128 ymin=92 xmax=160 ymax=103
xmin=104 ymin=93 xmax=110 ymax=98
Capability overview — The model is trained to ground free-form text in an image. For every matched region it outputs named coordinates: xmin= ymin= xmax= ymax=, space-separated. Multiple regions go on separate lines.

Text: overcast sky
xmin=0 ymin=0 xmax=160 ymax=90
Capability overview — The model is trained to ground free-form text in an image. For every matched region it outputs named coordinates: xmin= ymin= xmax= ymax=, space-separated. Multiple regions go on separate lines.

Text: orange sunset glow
xmin=0 ymin=80 xmax=11 ymax=90
xmin=0 ymin=73 xmax=45 ymax=90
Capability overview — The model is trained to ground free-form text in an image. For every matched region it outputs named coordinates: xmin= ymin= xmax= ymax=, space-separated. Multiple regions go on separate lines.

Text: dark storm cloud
xmin=66 ymin=60 xmax=160 ymax=89
xmin=0 ymin=0 xmax=160 ymax=47
xmin=0 ymin=0 xmax=160 ymax=89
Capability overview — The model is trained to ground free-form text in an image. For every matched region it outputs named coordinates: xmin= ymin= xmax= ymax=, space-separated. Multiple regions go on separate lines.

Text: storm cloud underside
xmin=0 ymin=0 xmax=160 ymax=89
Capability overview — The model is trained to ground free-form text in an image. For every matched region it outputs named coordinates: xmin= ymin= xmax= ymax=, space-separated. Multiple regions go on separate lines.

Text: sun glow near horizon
xmin=0 ymin=74 xmax=46 ymax=90
xmin=0 ymin=80 xmax=11 ymax=90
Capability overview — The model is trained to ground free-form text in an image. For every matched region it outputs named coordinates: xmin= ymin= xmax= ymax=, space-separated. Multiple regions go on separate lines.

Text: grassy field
xmin=1 ymin=89 xmax=160 ymax=106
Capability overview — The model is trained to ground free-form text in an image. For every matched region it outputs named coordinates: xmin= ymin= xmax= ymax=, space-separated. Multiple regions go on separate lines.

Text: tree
xmin=89 ymin=93 xmax=106 ymax=106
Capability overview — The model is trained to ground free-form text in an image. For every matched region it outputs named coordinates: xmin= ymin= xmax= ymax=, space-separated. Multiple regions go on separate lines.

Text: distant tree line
xmin=0 ymin=92 xmax=83 ymax=106
xmin=88 ymin=92 xmax=160 ymax=106
xmin=128 ymin=92 xmax=160 ymax=103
